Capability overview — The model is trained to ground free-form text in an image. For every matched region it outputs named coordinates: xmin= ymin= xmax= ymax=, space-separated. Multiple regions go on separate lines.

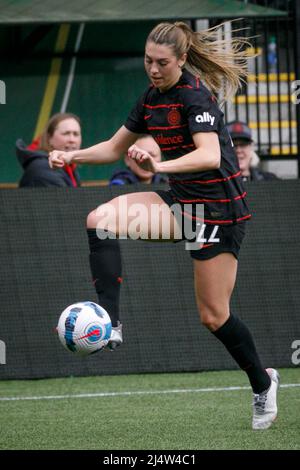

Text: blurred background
xmin=0 ymin=0 xmax=298 ymax=185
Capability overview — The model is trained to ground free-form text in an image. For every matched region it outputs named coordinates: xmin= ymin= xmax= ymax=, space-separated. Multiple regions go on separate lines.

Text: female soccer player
xmin=49 ymin=21 xmax=279 ymax=430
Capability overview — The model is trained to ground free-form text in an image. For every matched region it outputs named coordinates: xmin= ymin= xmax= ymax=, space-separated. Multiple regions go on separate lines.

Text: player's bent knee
xmin=86 ymin=210 xmax=98 ymax=229
xmin=86 ymin=203 xmax=118 ymax=232
xmin=199 ymin=310 xmax=217 ymax=330
xmin=198 ymin=304 xmax=229 ymax=331
xmin=200 ymin=316 xmax=221 ymax=332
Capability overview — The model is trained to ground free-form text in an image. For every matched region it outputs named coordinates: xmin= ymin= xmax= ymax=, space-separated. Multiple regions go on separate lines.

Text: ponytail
xmin=147 ymin=21 xmax=252 ymax=101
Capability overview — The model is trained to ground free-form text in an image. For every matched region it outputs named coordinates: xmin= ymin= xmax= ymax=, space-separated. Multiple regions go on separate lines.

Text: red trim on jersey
xmin=143 ymin=103 xmax=184 ymax=109
xmin=176 ymin=85 xmax=193 ymax=89
xmin=181 ymin=211 xmax=251 ymax=224
xmin=236 ymin=214 xmax=252 ymax=222
xmin=234 ymin=192 xmax=247 ymax=201
xmin=161 ymin=143 xmax=196 ymax=152
xmin=201 ymin=243 xmax=214 ymax=249
xmin=174 ymin=191 xmax=247 ymax=204
xmin=195 ymin=77 xmax=200 ymax=89
xmin=169 ymin=171 xmax=242 ymax=185
xmin=148 ymin=124 xmax=188 ymax=131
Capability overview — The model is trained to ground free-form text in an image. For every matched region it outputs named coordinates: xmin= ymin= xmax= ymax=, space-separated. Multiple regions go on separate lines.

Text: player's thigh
xmin=193 ymin=253 xmax=238 ymax=316
xmin=87 ymin=191 xmax=180 ymax=240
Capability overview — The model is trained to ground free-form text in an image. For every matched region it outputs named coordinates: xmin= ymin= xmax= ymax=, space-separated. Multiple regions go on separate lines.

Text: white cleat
xmin=107 ymin=322 xmax=123 ymax=351
xmin=252 ymin=368 xmax=280 ymax=430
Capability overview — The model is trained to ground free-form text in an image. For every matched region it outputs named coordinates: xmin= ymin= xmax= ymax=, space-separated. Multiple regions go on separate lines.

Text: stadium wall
xmin=0 ymin=181 xmax=299 ymax=380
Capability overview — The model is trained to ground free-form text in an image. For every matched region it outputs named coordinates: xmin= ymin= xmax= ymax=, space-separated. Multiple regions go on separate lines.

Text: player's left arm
xmin=155 ymin=131 xmax=221 ymax=173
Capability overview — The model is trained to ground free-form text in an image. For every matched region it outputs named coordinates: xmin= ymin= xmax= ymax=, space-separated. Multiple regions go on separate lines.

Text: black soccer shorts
xmin=156 ymin=189 xmax=246 ymax=261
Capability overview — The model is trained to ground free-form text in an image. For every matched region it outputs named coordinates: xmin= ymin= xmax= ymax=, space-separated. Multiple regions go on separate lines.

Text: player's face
xmin=48 ymin=118 xmax=82 ymax=152
xmin=144 ymin=42 xmax=186 ymax=92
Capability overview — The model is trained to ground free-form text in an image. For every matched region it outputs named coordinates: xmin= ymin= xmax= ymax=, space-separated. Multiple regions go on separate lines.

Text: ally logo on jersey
xmin=195 ymin=112 xmax=215 ymax=126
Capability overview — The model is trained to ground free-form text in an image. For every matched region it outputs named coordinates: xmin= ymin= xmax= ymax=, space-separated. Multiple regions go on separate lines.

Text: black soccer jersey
xmin=125 ymin=69 xmax=251 ymax=224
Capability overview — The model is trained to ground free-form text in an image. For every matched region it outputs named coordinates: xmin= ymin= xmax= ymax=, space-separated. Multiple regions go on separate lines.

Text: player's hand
xmin=48 ymin=150 xmax=75 ymax=169
xmin=128 ymin=145 xmax=161 ymax=174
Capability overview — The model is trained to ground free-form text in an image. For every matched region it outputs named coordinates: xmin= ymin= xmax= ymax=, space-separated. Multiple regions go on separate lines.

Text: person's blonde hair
xmin=147 ymin=21 xmax=251 ymax=101
xmin=39 ymin=112 xmax=81 ymax=152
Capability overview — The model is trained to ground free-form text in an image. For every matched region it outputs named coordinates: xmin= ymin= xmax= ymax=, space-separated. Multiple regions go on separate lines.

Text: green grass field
xmin=0 ymin=368 xmax=299 ymax=450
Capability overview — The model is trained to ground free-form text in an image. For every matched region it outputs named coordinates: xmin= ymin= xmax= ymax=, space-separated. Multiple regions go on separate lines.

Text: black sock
xmin=87 ymin=228 xmax=122 ymax=327
xmin=212 ymin=314 xmax=271 ymax=394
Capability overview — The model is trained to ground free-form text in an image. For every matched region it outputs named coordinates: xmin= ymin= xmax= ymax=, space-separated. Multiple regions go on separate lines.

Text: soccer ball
xmin=57 ymin=301 xmax=112 ymax=355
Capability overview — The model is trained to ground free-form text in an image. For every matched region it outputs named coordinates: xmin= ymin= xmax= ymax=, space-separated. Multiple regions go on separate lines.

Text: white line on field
xmin=0 ymin=383 xmax=299 ymax=402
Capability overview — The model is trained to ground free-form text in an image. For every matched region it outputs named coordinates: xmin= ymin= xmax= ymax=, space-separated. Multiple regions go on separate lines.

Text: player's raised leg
xmin=86 ymin=191 xmax=180 ymax=349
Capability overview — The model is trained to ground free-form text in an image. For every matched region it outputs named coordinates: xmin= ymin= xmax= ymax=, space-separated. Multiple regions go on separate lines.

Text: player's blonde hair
xmin=147 ymin=21 xmax=251 ymax=101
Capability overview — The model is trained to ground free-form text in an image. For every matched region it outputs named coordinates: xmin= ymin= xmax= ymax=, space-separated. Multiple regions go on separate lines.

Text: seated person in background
xmin=109 ymin=135 xmax=167 ymax=185
xmin=226 ymin=120 xmax=279 ymax=182
xmin=17 ymin=112 xmax=82 ymax=187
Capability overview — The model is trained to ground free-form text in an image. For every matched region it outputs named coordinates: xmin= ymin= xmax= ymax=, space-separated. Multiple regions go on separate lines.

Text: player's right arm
xmin=49 ymin=126 xmax=139 ymax=168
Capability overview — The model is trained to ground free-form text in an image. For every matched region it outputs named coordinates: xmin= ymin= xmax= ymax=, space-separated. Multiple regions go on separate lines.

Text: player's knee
xmin=198 ymin=303 xmax=228 ymax=331
xmin=200 ymin=314 xmax=220 ymax=331
xmin=87 ymin=203 xmax=119 ymax=235
xmin=86 ymin=209 xmax=98 ymax=229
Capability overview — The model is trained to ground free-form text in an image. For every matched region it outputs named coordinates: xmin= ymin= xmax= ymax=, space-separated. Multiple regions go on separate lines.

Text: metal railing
xmin=219 ymin=8 xmax=296 ymax=162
